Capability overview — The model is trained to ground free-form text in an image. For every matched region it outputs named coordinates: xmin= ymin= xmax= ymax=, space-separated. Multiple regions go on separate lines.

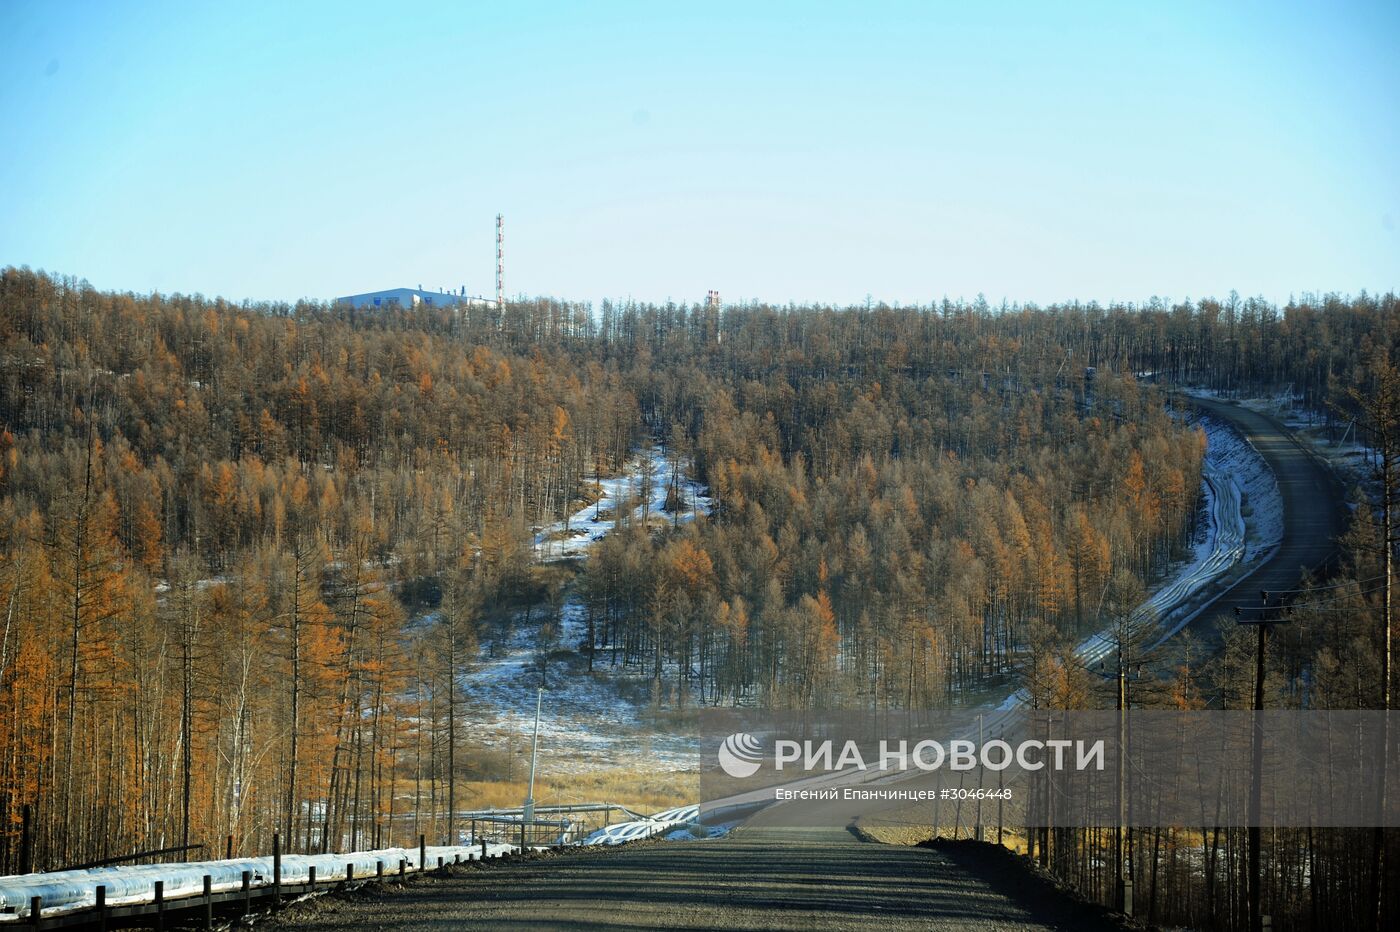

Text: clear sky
xmin=2 ymin=1 xmax=1397 ymax=308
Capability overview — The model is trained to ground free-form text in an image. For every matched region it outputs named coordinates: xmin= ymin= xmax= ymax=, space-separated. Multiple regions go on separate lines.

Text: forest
xmin=0 ymin=267 xmax=1396 ymax=929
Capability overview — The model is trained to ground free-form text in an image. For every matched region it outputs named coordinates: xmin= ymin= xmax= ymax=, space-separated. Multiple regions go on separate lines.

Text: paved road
xmin=266 ymin=827 xmax=1128 ymax=931
xmin=1186 ymin=396 xmax=1348 ymax=636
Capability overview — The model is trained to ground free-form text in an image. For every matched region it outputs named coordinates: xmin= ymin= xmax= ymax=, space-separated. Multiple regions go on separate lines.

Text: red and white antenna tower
xmin=495 ymin=214 xmax=504 ymax=307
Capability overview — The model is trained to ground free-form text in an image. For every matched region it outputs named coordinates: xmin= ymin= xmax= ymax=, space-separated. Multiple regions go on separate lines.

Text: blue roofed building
xmin=334 ymin=286 xmax=497 ymax=309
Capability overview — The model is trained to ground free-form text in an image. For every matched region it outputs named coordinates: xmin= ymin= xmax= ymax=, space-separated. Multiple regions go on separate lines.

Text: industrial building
xmin=334 ymin=286 xmax=496 ymax=310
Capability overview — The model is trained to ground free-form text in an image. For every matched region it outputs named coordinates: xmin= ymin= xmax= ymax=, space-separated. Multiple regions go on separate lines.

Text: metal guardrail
xmin=6 ymin=804 xmax=666 ymax=928
xmin=470 ymin=817 xmax=578 ymax=849
xmin=455 ymin=802 xmax=650 ymax=823
xmin=3 ymin=834 xmax=531 ymax=931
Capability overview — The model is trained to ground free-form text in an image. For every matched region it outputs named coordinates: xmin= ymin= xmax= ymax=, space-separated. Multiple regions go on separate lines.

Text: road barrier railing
xmin=0 ymin=833 xmax=522 ymax=930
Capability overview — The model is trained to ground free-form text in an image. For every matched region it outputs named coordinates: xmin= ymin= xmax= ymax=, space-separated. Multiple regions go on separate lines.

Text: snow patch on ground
xmin=0 ymin=802 xmax=719 ymax=919
xmin=578 ymin=806 xmax=702 ymax=846
xmin=0 ymin=844 xmax=516 ymax=921
xmin=1206 ymin=413 xmax=1283 ymax=563
xmin=663 ymin=823 xmax=733 ymax=841
xmin=455 ymin=599 xmax=696 ymax=773
xmin=533 ymin=446 xmax=712 ymax=562
xmin=1233 ymin=392 xmax=1375 ymax=494
xmin=452 ymin=447 xmax=711 ymax=773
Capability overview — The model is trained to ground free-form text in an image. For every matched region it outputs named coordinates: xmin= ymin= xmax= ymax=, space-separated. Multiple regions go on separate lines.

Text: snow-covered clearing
xmin=456 ymin=446 xmax=710 ymax=773
xmin=533 ymin=446 xmax=712 ymax=562
xmin=458 ymin=625 xmax=698 ymax=774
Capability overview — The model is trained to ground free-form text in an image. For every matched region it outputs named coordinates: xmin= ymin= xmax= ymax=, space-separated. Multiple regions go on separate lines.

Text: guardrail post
xmin=154 ymin=880 xmax=165 ymax=931
xmin=480 ymin=836 xmax=487 ymax=860
xmin=95 ymin=885 xmax=107 ymax=932
xmin=419 ymin=834 xmax=426 ymax=872
xmin=27 ymin=895 xmax=40 ymax=931
xmin=437 ymin=855 xmax=444 ymax=870
xmin=240 ymin=870 xmax=251 ymax=916
xmin=271 ymin=833 xmax=281 ymax=913
xmin=399 ymin=857 xmax=406 ymax=880
xmin=308 ymin=865 xmax=316 ymax=893
xmin=20 ymin=805 xmax=32 ymax=875
xmin=347 ymin=862 xmax=355 ymax=884
xmin=376 ymin=859 xmax=383 ymax=883
xmin=203 ymin=874 xmax=213 ymax=930
xmin=519 ymin=821 xmax=525 ymax=851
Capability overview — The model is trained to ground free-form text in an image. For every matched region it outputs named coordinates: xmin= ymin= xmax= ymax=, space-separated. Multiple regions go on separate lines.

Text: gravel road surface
xmin=263 ymin=827 xmax=1130 ymax=931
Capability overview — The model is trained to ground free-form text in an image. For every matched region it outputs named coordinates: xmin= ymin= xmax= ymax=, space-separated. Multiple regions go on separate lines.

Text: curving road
xmin=1184 ymin=396 xmax=1347 ymax=637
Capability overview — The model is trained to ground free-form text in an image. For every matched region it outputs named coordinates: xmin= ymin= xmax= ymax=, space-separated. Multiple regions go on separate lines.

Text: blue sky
xmin=2 ymin=1 xmax=1397 ymax=307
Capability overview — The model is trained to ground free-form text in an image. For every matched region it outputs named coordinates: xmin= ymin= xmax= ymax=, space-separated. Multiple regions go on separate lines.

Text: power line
xmin=1260 ymin=574 xmax=1386 ymax=597
xmin=1235 ymin=582 xmax=1386 ymax=616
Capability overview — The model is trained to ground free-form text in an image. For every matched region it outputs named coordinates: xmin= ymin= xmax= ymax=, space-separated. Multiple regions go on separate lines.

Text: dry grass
xmin=575 ymin=482 xmax=608 ymax=509
xmin=453 ymin=766 xmax=696 ymax=817
xmin=858 ymin=822 xmax=933 ymax=846
xmin=858 ymin=815 xmax=1031 ymax=855
xmin=382 ymin=765 xmax=695 ymax=845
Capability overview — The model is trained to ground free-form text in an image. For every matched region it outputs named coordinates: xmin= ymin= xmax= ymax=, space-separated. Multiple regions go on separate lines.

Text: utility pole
xmin=975 ymin=714 xmax=984 ymax=842
xmin=1098 ymin=619 xmax=1137 ymax=917
xmin=1249 ymin=620 xmax=1267 ymax=932
xmin=1237 ymin=592 xmax=1293 ymax=932
xmin=1117 ymin=633 xmax=1131 ymax=918
xmin=1381 ymin=489 xmax=1393 ymax=932
xmin=523 ymin=688 xmax=542 ymax=825
xmin=1375 ymin=394 xmax=1394 ymax=932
